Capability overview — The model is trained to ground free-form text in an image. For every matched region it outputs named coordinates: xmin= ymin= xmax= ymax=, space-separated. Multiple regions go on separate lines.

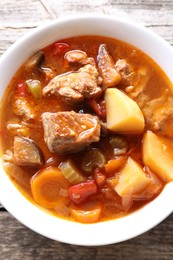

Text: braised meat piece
xmin=115 ymin=59 xmax=132 ymax=79
xmin=13 ymin=136 xmax=44 ymax=166
xmin=151 ymin=99 xmax=173 ymax=137
xmin=115 ymin=59 xmax=138 ymax=87
xmin=138 ymin=93 xmax=173 ymax=138
xmin=42 ymin=111 xmax=101 ymax=154
xmin=12 ymin=97 xmax=35 ymax=120
xmin=64 ymin=50 xmax=95 ymax=66
xmin=43 ymin=64 xmax=102 ymax=104
xmin=97 ymin=44 xmax=121 ymax=89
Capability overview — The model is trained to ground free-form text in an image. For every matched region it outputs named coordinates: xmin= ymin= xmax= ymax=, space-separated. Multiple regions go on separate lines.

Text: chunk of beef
xmin=13 ymin=136 xmax=44 ymax=166
xmin=115 ymin=59 xmax=131 ymax=77
xmin=97 ymin=44 xmax=121 ymax=89
xmin=42 ymin=111 xmax=101 ymax=154
xmin=43 ymin=64 xmax=102 ymax=104
xmin=151 ymin=98 xmax=173 ymax=137
xmin=115 ymin=59 xmax=137 ymax=86
xmin=64 ymin=50 xmax=95 ymax=66
xmin=129 ymin=88 xmax=173 ymax=138
xmin=140 ymin=94 xmax=173 ymax=138
xmin=12 ymin=97 xmax=35 ymax=120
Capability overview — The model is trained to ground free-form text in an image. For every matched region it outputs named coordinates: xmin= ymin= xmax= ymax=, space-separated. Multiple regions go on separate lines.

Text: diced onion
xmin=2 ymin=162 xmax=30 ymax=189
xmin=1 ymin=150 xmax=14 ymax=163
xmin=59 ymin=188 xmax=69 ymax=197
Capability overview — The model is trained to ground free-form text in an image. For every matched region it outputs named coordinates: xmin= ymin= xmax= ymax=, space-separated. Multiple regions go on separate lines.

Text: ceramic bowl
xmin=1 ymin=14 xmax=173 ymax=246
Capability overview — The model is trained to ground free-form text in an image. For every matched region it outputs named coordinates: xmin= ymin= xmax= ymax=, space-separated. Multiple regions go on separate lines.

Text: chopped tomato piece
xmin=88 ymin=99 xmax=106 ymax=119
xmin=68 ymin=180 xmax=97 ymax=204
xmin=17 ymin=82 xmax=26 ymax=96
xmin=99 ymin=99 xmax=106 ymax=118
xmin=53 ymin=43 xmax=70 ymax=55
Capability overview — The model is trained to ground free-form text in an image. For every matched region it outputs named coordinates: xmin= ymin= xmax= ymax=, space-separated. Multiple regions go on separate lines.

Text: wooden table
xmin=1 ymin=0 xmax=173 ymax=259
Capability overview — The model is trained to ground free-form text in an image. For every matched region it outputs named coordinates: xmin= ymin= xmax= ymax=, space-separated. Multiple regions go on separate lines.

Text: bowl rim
xmin=1 ymin=14 xmax=173 ymax=246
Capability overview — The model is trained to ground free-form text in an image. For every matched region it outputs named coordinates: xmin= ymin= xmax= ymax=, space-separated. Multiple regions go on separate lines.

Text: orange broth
xmin=0 ymin=36 xmax=172 ymax=223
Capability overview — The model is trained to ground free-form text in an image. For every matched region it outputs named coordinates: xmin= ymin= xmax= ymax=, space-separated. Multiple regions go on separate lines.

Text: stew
xmin=1 ymin=35 xmax=173 ymax=223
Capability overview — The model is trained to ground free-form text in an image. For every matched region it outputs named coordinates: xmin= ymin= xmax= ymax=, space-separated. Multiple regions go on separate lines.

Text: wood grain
xmin=1 ymin=0 xmax=173 ymax=259
xmin=43 ymin=0 xmax=173 ymax=26
xmin=0 ymin=0 xmax=52 ymax=27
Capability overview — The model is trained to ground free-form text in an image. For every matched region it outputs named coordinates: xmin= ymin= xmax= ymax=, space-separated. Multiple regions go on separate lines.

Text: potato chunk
xmin=105 ymin=88 xmax=145 ymax=133
xmin=114 ymin=157 xmax=150 ymax=197
xmin=143 ymin=131 xmax=173 ymax=182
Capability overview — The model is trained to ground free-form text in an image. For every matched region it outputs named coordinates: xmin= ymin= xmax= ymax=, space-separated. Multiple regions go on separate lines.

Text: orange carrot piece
xmin=93 ymin=167 xmax=106 ymax=186
xmin=31 ymin=166 xmax=70 ymax=209
xmin=71 ymin=208 xmax=101 ymax=223
xmin=104 ymin=156 xmax=127 ymax=175
xmin=107 ymin=175 xmax=119 ymax=189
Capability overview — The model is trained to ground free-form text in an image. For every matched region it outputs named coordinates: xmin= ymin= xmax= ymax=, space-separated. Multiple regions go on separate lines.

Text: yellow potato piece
xmin=105 ymin=88 xmax=145 ymax=133
xmin=143 ymin=131 xmax=173 ymax=182
xmin=115 ymin=157 xmax=150 ymax=197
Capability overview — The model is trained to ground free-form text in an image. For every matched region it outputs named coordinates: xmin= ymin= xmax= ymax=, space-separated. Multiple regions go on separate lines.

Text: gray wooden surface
xmin=1 ymin=0 xmax=173 ymax=259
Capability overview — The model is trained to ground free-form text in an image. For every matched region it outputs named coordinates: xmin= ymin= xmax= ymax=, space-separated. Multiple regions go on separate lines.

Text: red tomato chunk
xmin=68 ymin=180 xmax=98 ymax=204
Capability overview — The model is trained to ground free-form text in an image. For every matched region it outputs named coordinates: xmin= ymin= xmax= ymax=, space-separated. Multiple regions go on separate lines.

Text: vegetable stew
xmin=1 ymin=35 xmax=173 ymax=223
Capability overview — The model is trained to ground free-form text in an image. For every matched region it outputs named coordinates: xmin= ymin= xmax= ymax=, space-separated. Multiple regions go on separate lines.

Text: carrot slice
xmin=93 ymin=167 xmax=106 ymax=186
xmin=71 ymin=208 xmax=101 ymax=223
xmin=104 ymin=156 xmax=127 ymax=176
xmin=31 ymin=166 xmax=70 ymax=209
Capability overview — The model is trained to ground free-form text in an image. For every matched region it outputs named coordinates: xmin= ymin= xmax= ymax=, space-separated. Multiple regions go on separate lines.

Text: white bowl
xmin=1 ymin=14 xmax=173 ymax=246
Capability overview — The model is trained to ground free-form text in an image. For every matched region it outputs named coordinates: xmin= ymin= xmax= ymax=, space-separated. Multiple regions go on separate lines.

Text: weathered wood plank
xmin=0 ymin=0 xmax=52 ymax=27
xmin=0 ymin=28 xmax=35 ymax=56
xmin=0 ymin=211 xmax=173 ymax=259
xmin=147 ymin=25 xmax=173 ymax=45
xmin=1 ymin=0 xmax=173 ymax=29
xmin=43 ymin=0 xmax=173 ymax=26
